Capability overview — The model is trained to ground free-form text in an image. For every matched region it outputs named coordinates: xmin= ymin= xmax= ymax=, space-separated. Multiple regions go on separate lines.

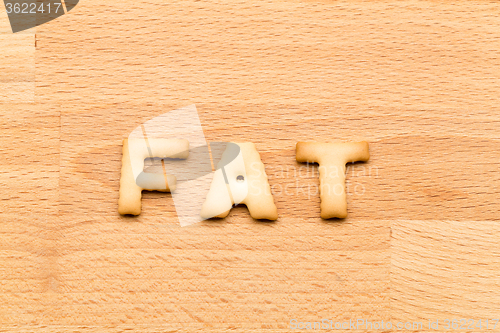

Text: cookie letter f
xmin=296 ymin=142 xmax=369 ymax=219
xmin=118 ymin=138 xmax=189 ymax=215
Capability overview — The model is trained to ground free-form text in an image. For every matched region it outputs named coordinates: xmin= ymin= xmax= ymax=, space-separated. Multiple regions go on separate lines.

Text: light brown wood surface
xmin=0 ymin=5 xmax=34 ymax=102
xmin=1 ymin=0 xmax=500 ymax=331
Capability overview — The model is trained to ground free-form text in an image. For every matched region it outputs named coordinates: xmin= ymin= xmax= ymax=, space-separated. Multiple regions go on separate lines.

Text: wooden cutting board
xmin=1 ymin=0 xmax=500 ymax=331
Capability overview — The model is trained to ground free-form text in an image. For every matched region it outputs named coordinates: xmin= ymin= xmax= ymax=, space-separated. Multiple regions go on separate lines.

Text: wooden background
xmin=1 ymin=0 xmax=500 ymax=331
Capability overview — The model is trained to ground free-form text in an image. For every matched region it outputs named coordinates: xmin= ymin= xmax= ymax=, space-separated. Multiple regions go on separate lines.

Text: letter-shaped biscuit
xmin=296 ymin=142 xmax=369 ymax=219
xmin=118 ymin=138 xmax=189 ymax=215
xmin=201 ymin=142 xmax=278 ymax=220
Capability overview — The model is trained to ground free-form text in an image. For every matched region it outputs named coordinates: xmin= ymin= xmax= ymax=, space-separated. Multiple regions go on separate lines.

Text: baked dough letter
xmin=296 ymin=141 xmax=369 ymax=219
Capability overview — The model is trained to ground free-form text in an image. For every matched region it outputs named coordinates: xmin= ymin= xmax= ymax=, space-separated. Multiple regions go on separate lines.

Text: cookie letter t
xmin=296 ymin=142 xmax=370 ymax=219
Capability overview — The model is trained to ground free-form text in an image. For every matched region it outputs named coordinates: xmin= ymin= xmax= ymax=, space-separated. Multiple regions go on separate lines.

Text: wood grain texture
xmin=0 ymin=7 xmax=35 ymax=102
xmin=1 ymin=0 xmax=500 ymax=331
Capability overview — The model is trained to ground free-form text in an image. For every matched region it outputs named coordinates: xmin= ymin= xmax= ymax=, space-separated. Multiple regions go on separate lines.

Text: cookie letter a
xmin=296 ymin=142 xmax=369 ymax=219
xmin=201 ymin=142 xmax=278 ymax=220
